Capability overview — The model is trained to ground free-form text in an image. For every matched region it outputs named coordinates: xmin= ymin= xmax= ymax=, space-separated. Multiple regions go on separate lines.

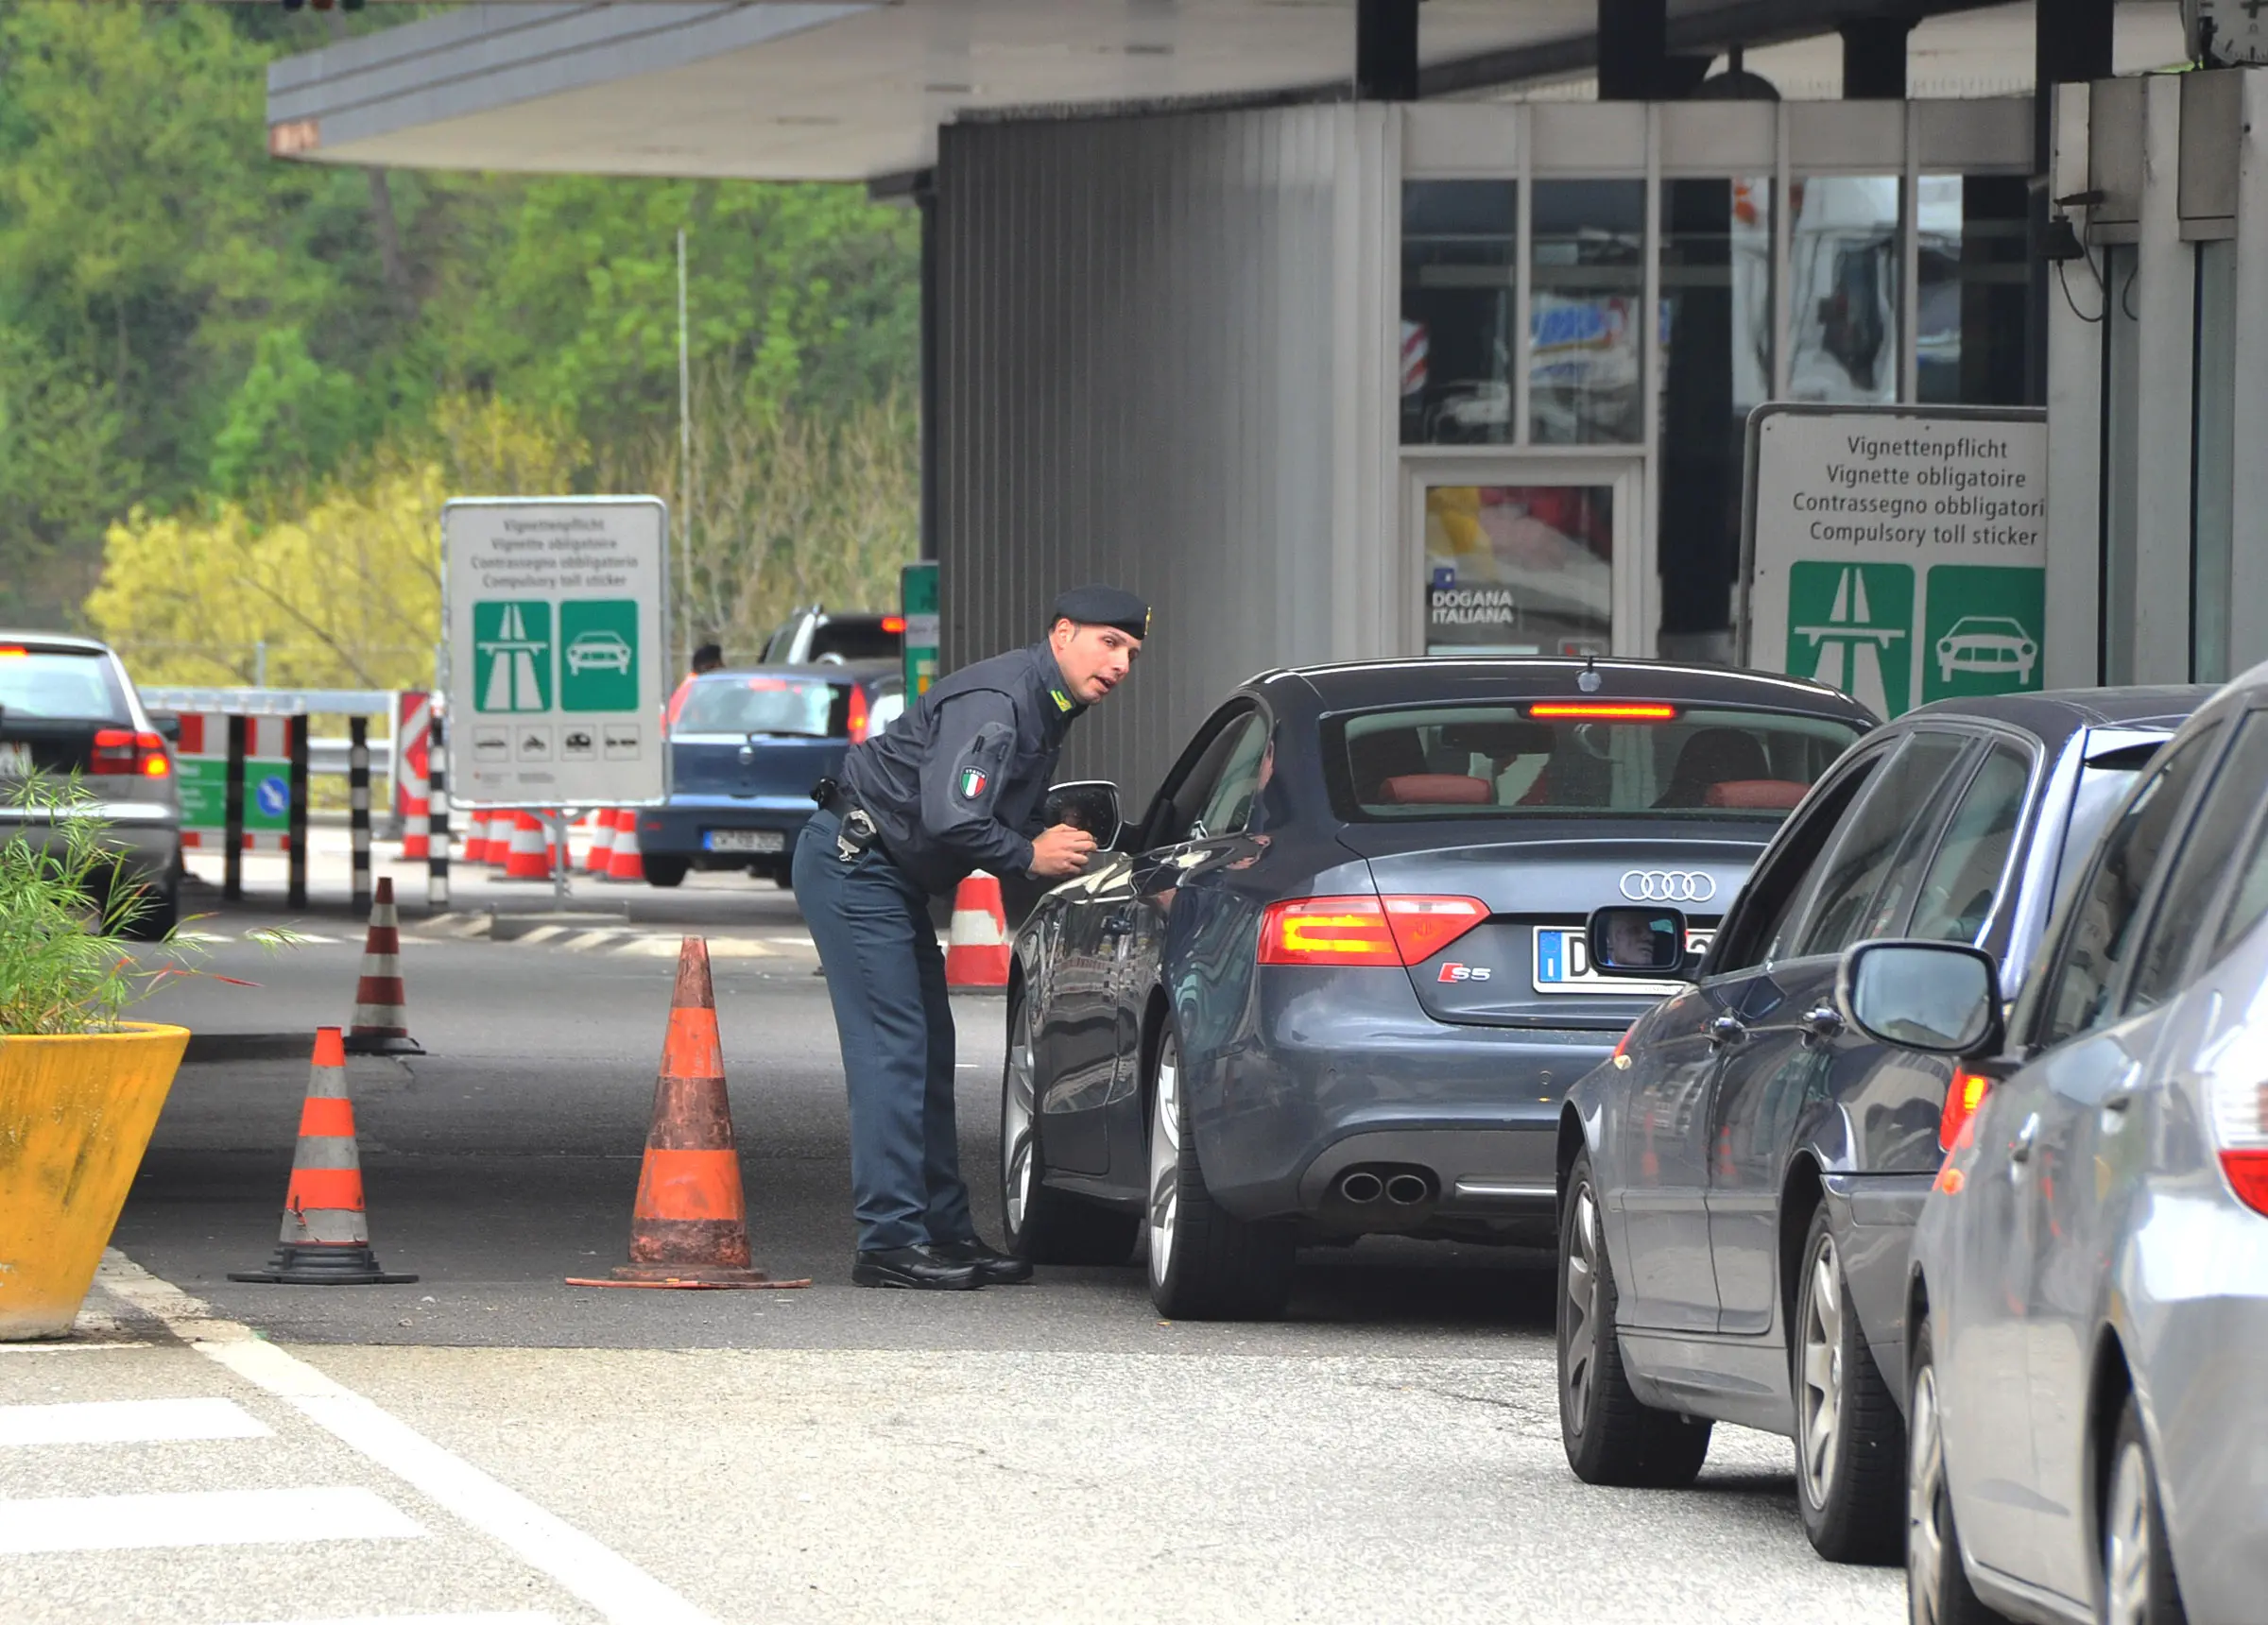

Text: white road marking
xmin=0 ymin=1341 xmax=149 ymax=1355
xmin=218 ymin=1616 xmax=560 ymax=1625
xmin=560 ymin=932 xmax=620 ymax=951
xmin=514 ymin=926 xmax=568 ymax=944
xmin=0 ymin=1486 xmax=424 ymax=1553
xmin=610 ymin=938 xmax=684 ymax=958
xmin=0 ymin=1396 xmax=271 ymax=1446
xmin=94 ymin=1252 xmax=720 ymax=1625
xmin=701 ymin=938 xmax=774 ymax=958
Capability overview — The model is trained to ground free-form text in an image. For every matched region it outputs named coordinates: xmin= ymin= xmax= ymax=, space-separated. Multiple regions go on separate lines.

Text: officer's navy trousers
xmin=792 ymin=809 xmax=975 ymax=1252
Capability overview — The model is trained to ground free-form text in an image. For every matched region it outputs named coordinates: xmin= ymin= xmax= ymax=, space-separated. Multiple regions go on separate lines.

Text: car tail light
xmin=1258 ymin=895 xmax=1487 ymax=967
xmin=2208 ymin=1069 xmax=2268 ymax=1216
xmin=90 ymin=727 xmax=170 ymax=778
xmin=846 ymin=684 xmax=871 ymax=743
xmin=882 ymin=615 xmax=906 ymax=634
xmin=1937 ymin=1069 xmax=1991 ymax=1154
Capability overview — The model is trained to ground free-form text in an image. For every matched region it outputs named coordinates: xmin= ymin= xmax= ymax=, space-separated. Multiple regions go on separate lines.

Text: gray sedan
xmin=1873 ymin=664 xmax=2268 ymax=1624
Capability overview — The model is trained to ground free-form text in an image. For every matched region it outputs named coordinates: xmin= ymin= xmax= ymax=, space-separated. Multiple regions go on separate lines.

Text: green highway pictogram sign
xmin=473 ymin=600 xmax=553 ymax=712
xmin=1922 ymin=565 xmax=2046 ymax=702
xmin=1786 ymin=561 xmax=1914 ymax=718
xmin=558 ymin=599 xmax=640 ymax=712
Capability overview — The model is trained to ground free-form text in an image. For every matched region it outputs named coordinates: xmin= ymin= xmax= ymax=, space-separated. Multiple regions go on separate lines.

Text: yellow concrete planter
xmin=0 ymin=1022 xmax=188 ymax=1340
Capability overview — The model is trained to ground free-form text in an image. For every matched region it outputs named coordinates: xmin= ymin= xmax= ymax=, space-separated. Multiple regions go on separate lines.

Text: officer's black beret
xmin=1049 ymin=585 xmax=1151 ymax=640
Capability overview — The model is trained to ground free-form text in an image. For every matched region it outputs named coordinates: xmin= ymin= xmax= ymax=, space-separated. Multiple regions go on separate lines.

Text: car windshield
xmin=1326 ymin=702 xmax=1862 ymax=822
xmin=673 ymin=676 xmax=842 ymax=738
xmin=0 ymin=646 xmax=130 ymax=725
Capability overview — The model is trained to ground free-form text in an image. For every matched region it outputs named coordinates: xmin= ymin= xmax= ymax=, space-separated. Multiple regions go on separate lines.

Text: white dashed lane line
xmin=0 ymin=1396 xmax=271 ymax=1446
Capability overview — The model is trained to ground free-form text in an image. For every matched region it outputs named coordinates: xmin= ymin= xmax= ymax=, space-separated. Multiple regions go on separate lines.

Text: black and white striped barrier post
xmin=349 ymin=715 xmax=372 ymax=917
xmin=286 ymin=716 xmax=310 ymax=912
xmin=223 ymin=715 xmax=247 ymax=902
xmin=427 ymin=711 xmax=450 ymax=910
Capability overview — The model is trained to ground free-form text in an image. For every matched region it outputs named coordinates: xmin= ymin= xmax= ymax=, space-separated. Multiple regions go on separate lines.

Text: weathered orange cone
xmin=502 ymin=811 xmax=552 ymax=881
xmin=604 ymin=812 xmax=645 ymax=882
xmin=567 ymin=938 xmax=810 ymax=1290
xmin=583 ymin=808 xmax=618 ymax=874
xmin=230 ymin=1028 xmax=416 ymax=1286
xmin=944 ymin=872 xmax=1011 ymax=989
xmin=344 ymin=878 xmax=422 ymax=1055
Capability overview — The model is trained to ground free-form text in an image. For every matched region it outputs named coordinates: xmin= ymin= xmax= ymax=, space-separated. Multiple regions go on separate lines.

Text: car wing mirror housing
xmin=1045 ymin=779 xmax=1124 ymax=851
xmin=1586 ymin=906 xmax=1693 ymax=980
xmin=1836 ymin=939 xmax=2004 ymax=1056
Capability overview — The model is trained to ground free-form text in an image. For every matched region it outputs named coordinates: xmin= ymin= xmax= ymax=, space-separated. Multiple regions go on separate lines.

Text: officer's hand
xmin=1029 ymin=824 xmax=1097 ymax=879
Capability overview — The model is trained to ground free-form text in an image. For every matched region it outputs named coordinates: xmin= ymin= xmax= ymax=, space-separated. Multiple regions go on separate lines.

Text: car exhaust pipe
xmin=1337 ymin=1171 xmax=1384 ymax=1205
xmin=1384 ymin=1173 xmax=1431 ymax=1206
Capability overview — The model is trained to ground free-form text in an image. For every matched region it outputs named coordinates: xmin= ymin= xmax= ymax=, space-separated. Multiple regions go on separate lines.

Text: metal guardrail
xmin=140 ymin=686 xmax=395 ymax=716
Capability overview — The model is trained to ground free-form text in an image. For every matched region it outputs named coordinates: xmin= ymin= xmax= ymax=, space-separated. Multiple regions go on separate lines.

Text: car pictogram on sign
xmin=564 ymin=629 xmax=633 ymax=675
xmin=1935 ymin=615 xmax=2037 ymax=684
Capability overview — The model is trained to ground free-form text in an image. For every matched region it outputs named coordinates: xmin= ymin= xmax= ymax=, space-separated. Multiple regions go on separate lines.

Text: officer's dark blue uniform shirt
xmin=837 ymin=641 xmax=1083 ymax=896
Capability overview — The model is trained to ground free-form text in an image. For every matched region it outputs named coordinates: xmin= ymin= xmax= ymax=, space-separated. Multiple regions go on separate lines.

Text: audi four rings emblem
xmin=1620 ymin=869 xmax=1716 ymax=902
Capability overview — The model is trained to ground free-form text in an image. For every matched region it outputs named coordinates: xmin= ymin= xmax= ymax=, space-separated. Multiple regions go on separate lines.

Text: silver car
xmin=1841 ymin=667 xmax=2268 ymax=1624
xmin=0 ymin=632 xmax=182 ymax=937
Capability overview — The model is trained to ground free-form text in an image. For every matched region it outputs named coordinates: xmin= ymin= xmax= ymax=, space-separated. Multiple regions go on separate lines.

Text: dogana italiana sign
xmin=1740 ymin=404 xmax=2047 ymax=720
xmin=442 ymin=497 xmax=669 ymax=807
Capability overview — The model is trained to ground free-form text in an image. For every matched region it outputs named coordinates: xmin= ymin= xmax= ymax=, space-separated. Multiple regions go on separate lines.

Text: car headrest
xmin=1703 ymin=778 xmax=1809 ymax=811
xmin=1380 ymin=774 xmax=1492 ymax=806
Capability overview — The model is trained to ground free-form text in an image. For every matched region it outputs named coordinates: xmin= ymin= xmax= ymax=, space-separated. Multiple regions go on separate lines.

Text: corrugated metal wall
xmin=934 ymin=104 xmax=1404 ymax=805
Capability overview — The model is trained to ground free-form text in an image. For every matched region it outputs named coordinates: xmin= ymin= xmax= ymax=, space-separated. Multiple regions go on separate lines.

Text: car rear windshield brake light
xmin=1528 ymin=702 xmax=1678 ymax=721
xmin=1938 ymin=1069 xmax=1991 ymax=1154
xmin=1258 ymin=895 xmax=1487 ymax=967
xmin=90 ymin=727 xmax=171 ymax=778
xmin=2208 ymin=1065 xmax=2268 ymax=1216
xmin=846 ymin=684 xmax=871 ymax=744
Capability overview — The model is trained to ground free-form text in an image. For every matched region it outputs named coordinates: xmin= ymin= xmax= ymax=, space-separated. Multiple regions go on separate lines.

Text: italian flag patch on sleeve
xmin=958 ymin=767 xmax=988 ymax=799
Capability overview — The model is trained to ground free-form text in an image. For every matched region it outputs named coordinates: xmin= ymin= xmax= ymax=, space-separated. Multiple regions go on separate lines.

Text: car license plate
xmin=0 ymin=741 xmax=28 ymax=778
xmin=1532 ymin=925 xmax=1713 ymax=996
xmin=704 ymin=829 xmax=785 ymax=854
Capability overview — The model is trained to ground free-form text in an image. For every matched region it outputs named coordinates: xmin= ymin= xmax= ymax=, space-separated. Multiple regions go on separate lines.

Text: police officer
xmin=794 ymin=586 xmax=1149 ymax=1289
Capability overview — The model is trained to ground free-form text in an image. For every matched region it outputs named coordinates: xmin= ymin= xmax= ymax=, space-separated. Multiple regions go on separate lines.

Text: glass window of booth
xmin=1916 ymin=175 xmax=2028 ymax=405
xmin=1530 ymin=180 xmax=1646 ymax=444
xmin=1658 ymin=177 xmax=1774 ymax=661
xmin=1401 ymin=181 xmax=1520 ymax=445
xmin=1787 ymin=175 xmax=1901 ymax=404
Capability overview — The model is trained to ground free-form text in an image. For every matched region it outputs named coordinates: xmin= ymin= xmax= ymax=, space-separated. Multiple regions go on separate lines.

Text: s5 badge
xmin=1437 ymin=963 xmax=1491 ymax=983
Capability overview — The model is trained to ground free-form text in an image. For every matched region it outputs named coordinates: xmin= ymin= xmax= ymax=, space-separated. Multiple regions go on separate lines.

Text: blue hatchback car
xmin=634 ymin=661 xmax=902 ymax=887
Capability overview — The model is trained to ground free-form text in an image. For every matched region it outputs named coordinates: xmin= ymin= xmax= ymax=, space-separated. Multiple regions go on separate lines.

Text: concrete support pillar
xmin=2031 ymin=0 xmax=2116 ymax=402
xmin=1840 ymin=16 xmax=1915 ymax=100
xmin=1356 ymin=0 xmax=1419 ymax=101
xmin=917 ymin=171 xmax=938 ymax=563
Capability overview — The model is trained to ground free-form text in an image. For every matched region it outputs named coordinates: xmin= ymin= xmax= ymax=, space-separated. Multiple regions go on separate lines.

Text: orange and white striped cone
xmin=944 ymin=872 xmax=1012 ymax=989
xmin=584 ymin=808 xmax=618 ymax=874
xmin=229 ymin=1027 xmax=416 ymax=1286
xmin=344 ymin=877 xmax=422 ymax=1055
xmin=462 ymin=808 xmax=490 ymax=866
xmin=488 ymin=809 xmax=514 ymax=874
xmin=567 ymin=938 xmax=809 ymax=1291
xmin=605 ymin=812 xmax=645 ymax=882
xmin=503 ymin=811 xmax=552 ymax=881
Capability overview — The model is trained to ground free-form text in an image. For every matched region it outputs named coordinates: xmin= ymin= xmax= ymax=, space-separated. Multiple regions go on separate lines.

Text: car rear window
xmin=674 ymin=676 xmax=846 ymax=738
xmin=809 ymin=620 xmax=901 ymax=662
xmin=1325 ymin=702 xmax=1862 ymax=823
xmin=0 ymin=646 xmax=130 ymax=725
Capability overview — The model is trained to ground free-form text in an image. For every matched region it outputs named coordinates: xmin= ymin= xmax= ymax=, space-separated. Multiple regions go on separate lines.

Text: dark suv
xmin=1554 ymin=687 xmax=2208 ymax=1563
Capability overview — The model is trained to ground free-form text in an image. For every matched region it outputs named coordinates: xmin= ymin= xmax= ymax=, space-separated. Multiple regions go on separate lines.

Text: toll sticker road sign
xmin=472 ymin=601 xmax=553 ymax=713
xmin=1922 ymin=564 xmax=2045 ymax=701
xmin=1785 ymin=561 xmax=1915 ymax=719
xmin=558 ymin=599 xmax=639 ymax=712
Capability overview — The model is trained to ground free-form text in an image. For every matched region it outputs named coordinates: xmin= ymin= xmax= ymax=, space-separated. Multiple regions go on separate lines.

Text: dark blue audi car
xmin=1001 ymin=657 xmax=1874 ymax=1319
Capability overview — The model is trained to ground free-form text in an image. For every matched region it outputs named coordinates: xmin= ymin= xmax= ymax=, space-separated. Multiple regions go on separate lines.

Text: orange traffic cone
xmin=604 ymin=812 xmax=645 ymax=882
xmin=584 ymin=808 xmax=617 ymax=874
xmin=487 ymin=808 xmax=513 ymax=874
xmin=945 ymin=872 xmax=1011 ymax=989
xmin=503 ymin=811 xmax=552 ymax=881
xmin=463 ymin=807 xmax=492 ymax=866
xmin=229 ymin=1028 xmax=416 ymax=1286
xmin=567 ymin=938 xmax=809 ymax=1291
xmin=344 ymin=877 xmax=421 ymax=1055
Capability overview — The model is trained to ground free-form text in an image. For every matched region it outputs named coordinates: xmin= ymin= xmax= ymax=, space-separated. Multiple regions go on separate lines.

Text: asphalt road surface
xmin=2 ymin=859 xmax=1905 ymax=1625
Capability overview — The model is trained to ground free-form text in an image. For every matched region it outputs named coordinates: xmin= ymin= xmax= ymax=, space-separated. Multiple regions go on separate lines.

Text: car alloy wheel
xmin=1798 ymin=1235 xmax=1847 ymax=1507
xmin=1905 ymin=1318 xmax=2000 ymax=1625
xmin=997 ymin=990 xmax=1141 ymax=1266
xmin=1562 ymin=1179 xmax=1605 ymax=1428
xmin=1146 ymin=1033 xmax=1180 ymax=1290
xmin=2103 ymin=1398 xmax=2187 ymax=1625
xmin=1002 ymin=998 xmax=1039 ymax=1239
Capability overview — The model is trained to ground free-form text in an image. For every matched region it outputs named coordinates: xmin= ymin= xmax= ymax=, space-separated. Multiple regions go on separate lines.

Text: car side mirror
xmin=1045 ymin=779 xmax=1124 ymax=851
xmin=149 ymin=711 xmax=181 ymax=743
xmin=1586 ymin=906 xmax=1692 ymax=978
xmin=1837 ymin=939 xmax=2003 ymax=1056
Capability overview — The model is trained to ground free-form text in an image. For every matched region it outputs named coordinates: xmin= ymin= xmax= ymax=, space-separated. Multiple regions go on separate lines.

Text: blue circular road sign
xmin=255 ymin=776 xmax=291 ymax=818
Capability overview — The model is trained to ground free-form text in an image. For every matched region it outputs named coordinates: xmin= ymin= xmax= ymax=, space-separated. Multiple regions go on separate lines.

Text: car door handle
xmin=2008 ymin=1111 xmax=2039 ymax=1166
xmin=1708 ymin=1014 xmax=1747 ymax=1047
xmin=1802 ymin=1005 xmax=1845 ymax=1040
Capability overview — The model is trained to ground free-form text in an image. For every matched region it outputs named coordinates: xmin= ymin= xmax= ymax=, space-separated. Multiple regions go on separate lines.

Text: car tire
xmin=1557 ymin=1150 xmax=1713 ymax=1487
xmin=642 ymin=856 xmax=690 ymax=888
xmin=1907 ymin=1316 xmax=2009 ymax=1625
xmin=1145 ymin=1019 xmax=1294 ymax=1321
xmin=2103 ymin=1396 xmax=2188 ymax=1625
xmin=1794 ymin=1202 xmax=1905 ymax=1564
xmin=999 ymin=988 xmax=1139 ymax=1266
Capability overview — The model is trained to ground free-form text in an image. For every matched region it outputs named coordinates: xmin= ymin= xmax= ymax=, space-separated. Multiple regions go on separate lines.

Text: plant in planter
xmin=1 ymin=778 xmax=206 ymax=1337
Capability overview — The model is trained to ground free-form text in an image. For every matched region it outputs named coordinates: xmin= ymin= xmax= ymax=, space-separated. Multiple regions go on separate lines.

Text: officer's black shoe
xmin=851 ymin=1245 xmax=983 ymax=1291
xmin=926 ymin=1237 xmax=1036 ymax=1285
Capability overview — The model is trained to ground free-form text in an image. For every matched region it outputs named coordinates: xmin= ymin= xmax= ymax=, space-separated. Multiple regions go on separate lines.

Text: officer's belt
xmin=815 ymin=781 xmax=892 ymax=865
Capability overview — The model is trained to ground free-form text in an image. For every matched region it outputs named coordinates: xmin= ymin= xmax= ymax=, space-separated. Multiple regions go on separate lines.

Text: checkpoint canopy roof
xmin=265 ymin=0 xmax=2073 ymax=184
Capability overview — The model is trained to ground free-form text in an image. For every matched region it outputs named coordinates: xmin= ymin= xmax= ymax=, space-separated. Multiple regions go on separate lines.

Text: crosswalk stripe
xmin=217 ymin=1615 xmax=560 ymax=1625
xmin=0 ymin=1396 xmax=270 ymax=1446
xmin=0 ymin=1486 xmax=424 ymax=1552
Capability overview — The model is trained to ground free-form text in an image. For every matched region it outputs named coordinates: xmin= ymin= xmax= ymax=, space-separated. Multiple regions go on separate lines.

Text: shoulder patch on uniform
xmin=957 ymin=767 xmax=989 ymax=799
xmin=1050 ymin=688 xmax=1074 ymax=712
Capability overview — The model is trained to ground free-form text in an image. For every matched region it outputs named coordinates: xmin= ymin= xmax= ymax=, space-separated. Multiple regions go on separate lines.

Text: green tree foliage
xmin=0 ymin=1 xmax=919 ymax=632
